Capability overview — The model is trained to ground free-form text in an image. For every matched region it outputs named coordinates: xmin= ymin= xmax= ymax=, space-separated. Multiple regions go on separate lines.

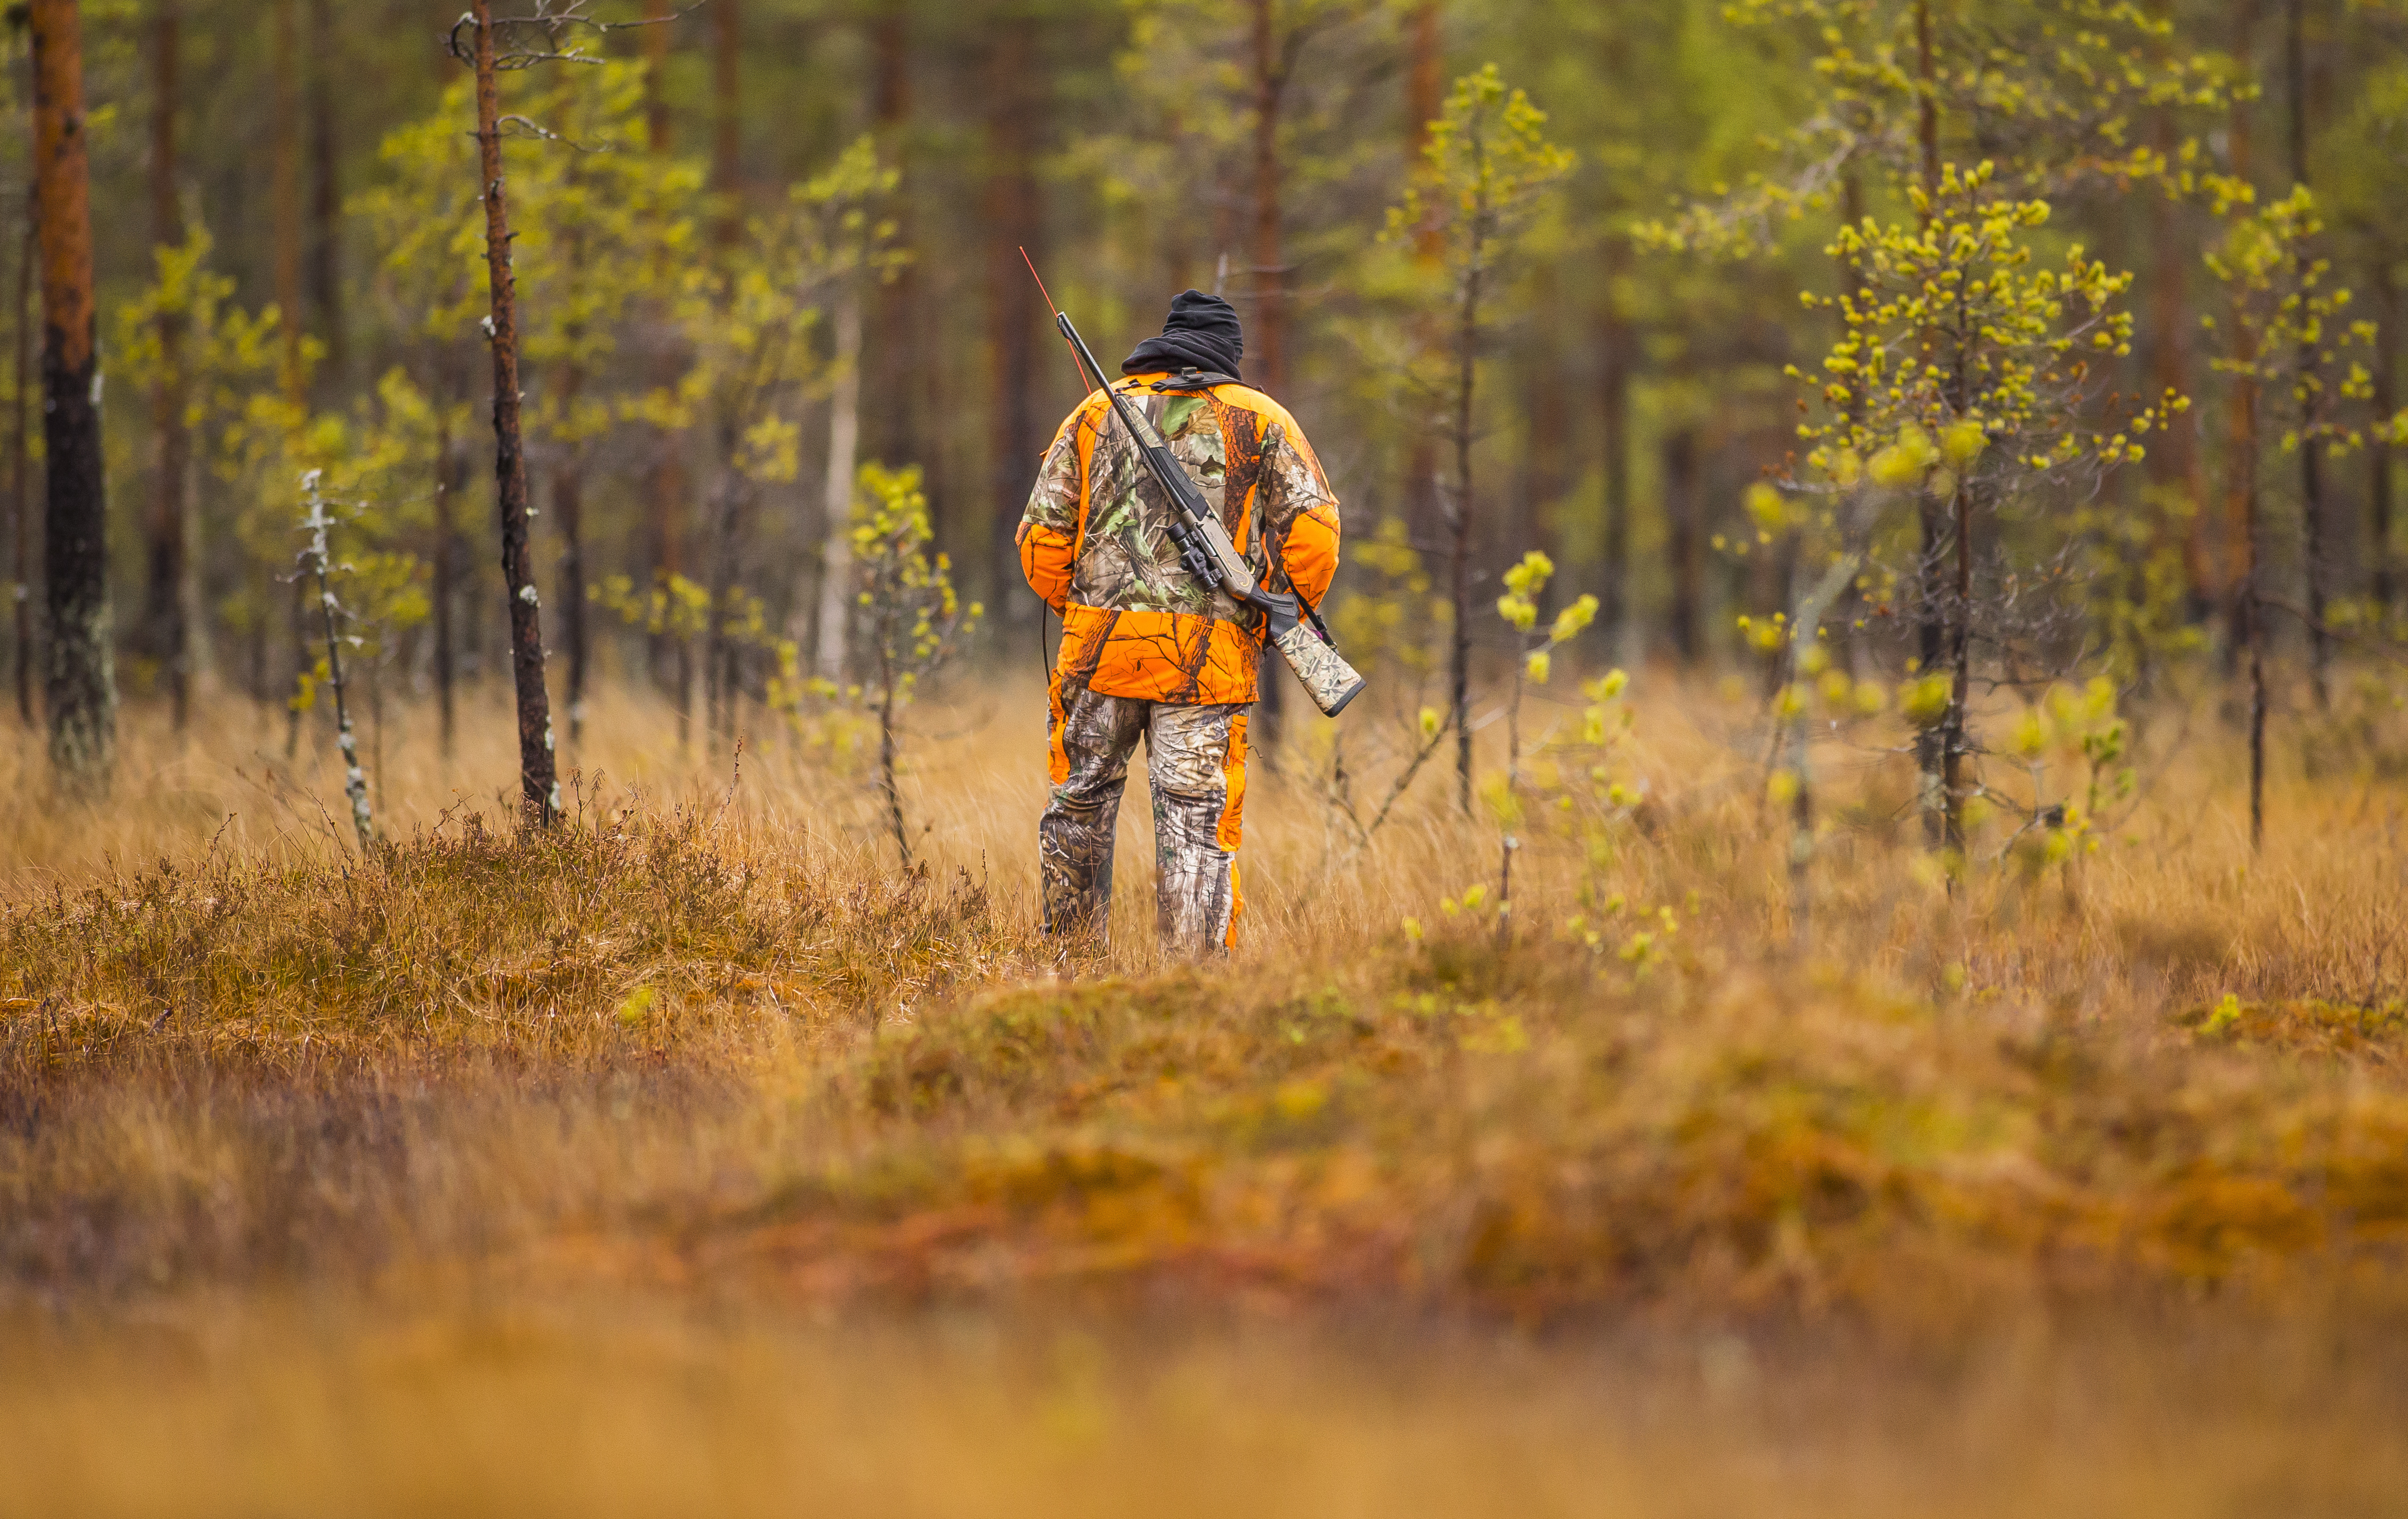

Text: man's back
xmin=1018 ymin=372 xmax=1340 ymax=707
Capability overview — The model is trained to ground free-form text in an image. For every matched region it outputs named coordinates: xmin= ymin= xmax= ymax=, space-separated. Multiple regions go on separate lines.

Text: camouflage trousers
xmin=1040 ymin=688 xmax=1249 ymax=952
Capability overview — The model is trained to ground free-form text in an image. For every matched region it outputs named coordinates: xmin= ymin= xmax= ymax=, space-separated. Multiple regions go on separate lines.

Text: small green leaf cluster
xmin=849 ymin=463 xmax=983 ymax=710
xmin=1388 ymin=64 xmax=1577 ymax=242
xmin=1496 ymin=551 xmax=1598 ymax=687
xmin=1991 ymin=678 xmax=2137 ymax=877
xmin=2203 ymin=185 xmax=2378 ymax=460
xmin=1790 ymin=161 xmax=2176 ymax=495
xmin=1649 ymin=0 xmax=2234 ymax=256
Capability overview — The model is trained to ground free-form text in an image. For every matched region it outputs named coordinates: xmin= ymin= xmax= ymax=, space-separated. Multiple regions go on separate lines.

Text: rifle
xmin=1022 ymin=251 xmax=1366 ymax=718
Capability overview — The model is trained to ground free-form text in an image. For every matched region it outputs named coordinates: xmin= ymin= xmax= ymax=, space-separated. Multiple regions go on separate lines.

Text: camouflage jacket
xmin=1016 ymin=373 xmax=1340 ymax=705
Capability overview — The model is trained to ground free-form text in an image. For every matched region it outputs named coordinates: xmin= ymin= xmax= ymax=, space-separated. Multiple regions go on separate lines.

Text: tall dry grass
xmin=5 ymin=665 xmax=2405 ymax=1303
xmin=6 ymin=665 xmax=2408 ymax=1511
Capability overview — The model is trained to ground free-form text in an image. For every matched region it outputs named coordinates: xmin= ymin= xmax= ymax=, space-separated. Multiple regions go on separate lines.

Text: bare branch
xmin=448 ymin=1 xmax=707 ymax=71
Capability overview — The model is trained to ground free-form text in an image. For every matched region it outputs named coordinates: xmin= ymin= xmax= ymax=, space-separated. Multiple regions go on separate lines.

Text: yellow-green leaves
xmin=1793 ymin=163 xmax=2177 ymax=527
xmin=1940 ymin=419 xmax=1989 ymax=467
xmin=1496 ymin=553 xmax=1598 ymax=687
xmin=1548 ymin=597 xmax=1599 ymax=645
xmin=2207 ymin=185 xmax=2375 ymax=462
xmin=1387 ymin=64 xmax=1575 ymax=255
xmin=1900 ymin=673 xmax=1955 ymax=729
xmin=1645 ymin=1 xmax=2233 ymax=257
xmin=1496 ymin=550 xmax=1553 ymax=632
xmin=1867 ymin=424 xmax=1941 ymax=488
xmin=851 ymin=463 xmax=980 ymax=686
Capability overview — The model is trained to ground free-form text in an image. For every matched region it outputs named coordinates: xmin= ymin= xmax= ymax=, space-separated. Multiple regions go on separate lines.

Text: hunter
xmin=1016 ymin=290 xmax=1342 ymax=951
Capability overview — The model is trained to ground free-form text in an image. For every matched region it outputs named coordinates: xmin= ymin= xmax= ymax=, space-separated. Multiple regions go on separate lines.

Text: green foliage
xmin=1385 ymin=63 xmax=1577 ymax=293
xmin=2204 ymin=185 xmax=2377 ymax=457
xmin=637 ymin=134 xmax=903 ymax=477
xmin=1331 ymin=518 xmax=1445 ymax=684
xmin=352 ymin=80 xmax=488 ymax=350
xmin=596 ymin=572 xmax=712 ymax=644
xmin=848 ymin=463 xmax=983 ymax=865
xmin=509 ymin=62 xmax=706 ymax=452
xmin=852 ymin=462 xmax=981 ymax=705
xmin=1474 ymin=548 xmax=1601 ymax=917
xmin=1992 ymin=677 xmax=2136 ymax=875
xmin=1794 ymin=162 xmax=2173 ymax=494
xmin=1652 ymin=0 xmax=2235 ymax=254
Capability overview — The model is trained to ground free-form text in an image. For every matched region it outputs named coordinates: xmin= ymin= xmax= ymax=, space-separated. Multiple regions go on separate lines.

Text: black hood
xmin=1122 ymin=289 xmax=1244 ymax=381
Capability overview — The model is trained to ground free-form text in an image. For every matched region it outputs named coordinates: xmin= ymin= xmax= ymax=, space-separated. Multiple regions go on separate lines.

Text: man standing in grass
xmin=1016 ymin=291 xmax=1342 ymax=951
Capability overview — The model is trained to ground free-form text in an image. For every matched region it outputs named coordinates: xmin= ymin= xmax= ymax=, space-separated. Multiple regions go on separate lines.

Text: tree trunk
xmin=1400 ymin=2 xmax=1443 ymax=554
xmin=1665 ymin=428 xmax=1702 ymax=663
xmin=1915 ymin=0 xmax=1939 ymax=197
xmin=2374 ymin=265 xmax=2397 ymax=614
xmin=471 ymin=0 xmax=559 ymax=823
xmin=639 ymin=0 xmax=685 ymax=707
xmin=555 ymin=360 xmax=588 ymax=749
xmin=30 ymin=0 xmax=113 ymax=787
xmin=433 ymin=360 xmax=459 ymax=756
xmin=703 ymin=449 xmax=743 ymax=746
xmin=2222 ymin=0 xmax=2259 ymax=673
xmin=1248 ymin=0 xmax=1290 ymax=758
xmin=1249 ymin=0 xmax=1287 ymax=393
xmin=984 ymin=22 xmax=1044 ymax=630
xmin=1911 ymin=0 xmax=1946 ymax=845
xmin=2148 ymin=105 xmax=2211 ymax=621
xmin=1525 ymin=263 xmax=1568 ymax=583
xmin=273 ymin=0 xmax=308 ymax=757
xmin=552 ymin=154 xmax=591 ymax=754
xmin=864 ymin=1 xmax=917 ymax=474
xmin=1786 ymin=552 xmax=1863 ymax=955
xmin=2229 ymin=295 xmax=2264 ymax=844
xmin=879 ymin=636 xmax=907 ymax=868
xmin=2287 ymin=0 xmax=2329 ymax=704
xmin=2225 ymin=371 xmax=2259 ymax=676
xmin=1597 ymin=302 xmax=1631 ymax=666
xmin=702 ymin=0 xmax=746 ymax=747
xmin=710 ymin=0 xmax=741 ymax=248
xmin=1449 ymin=246 xmax=1483 ymax=816
xmin=301 ymin=472 xmax=372 ymax=850
xmin=271 ymin=0 xmax=304 ymax=399
xmin=816 ymin=292 xmax=862 ymax=682
xmin=11 ymin=205 xmax=32 ymax=728
xmin=144 ymin=0 xmax=190 ymax=730
xmin=641 ymin=0 xmax=671 ymax=153
xmin=1407 ymin=2 xmax=1442 ymax=146
xmin=2240 ymin=409 xmax=2266 ymax=851
xmin=305 ymin=0 xmax=344 ymax=384
xmin=1941 ymin=481 xmax=1973 ymax=856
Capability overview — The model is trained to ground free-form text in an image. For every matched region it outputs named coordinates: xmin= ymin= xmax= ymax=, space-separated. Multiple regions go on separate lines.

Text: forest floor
xmin=5 ymin=666 xmax=2408 ymax=1516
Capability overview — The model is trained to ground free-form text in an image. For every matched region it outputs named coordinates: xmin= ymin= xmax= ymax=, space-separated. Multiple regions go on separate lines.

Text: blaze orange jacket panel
xmin=1016 ymin=373 xmax=1340 ymax=705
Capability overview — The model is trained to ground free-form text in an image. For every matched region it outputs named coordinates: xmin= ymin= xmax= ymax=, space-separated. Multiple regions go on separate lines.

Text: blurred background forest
xmin=22 ymin=12 xmax=2408 ymax=1504
xmin=3 ymin=0 xmax=2406 ymax=799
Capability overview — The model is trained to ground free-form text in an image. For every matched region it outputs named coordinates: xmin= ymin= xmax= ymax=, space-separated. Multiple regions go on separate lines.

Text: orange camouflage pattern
xmin=1017 ymin=372 xmax=1340 ymax=706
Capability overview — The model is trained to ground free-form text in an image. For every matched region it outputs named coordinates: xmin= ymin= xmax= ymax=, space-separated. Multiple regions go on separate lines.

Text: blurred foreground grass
xmin=7 ymin=674 xmax=2408 ymax=1511
xmin=8 ymin=1290 xmax=2408 ymax=1518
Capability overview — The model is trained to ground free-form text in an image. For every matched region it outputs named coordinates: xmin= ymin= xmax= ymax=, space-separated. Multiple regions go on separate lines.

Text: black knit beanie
xmin=1121 ymin=289 xmax=1244 ymax=380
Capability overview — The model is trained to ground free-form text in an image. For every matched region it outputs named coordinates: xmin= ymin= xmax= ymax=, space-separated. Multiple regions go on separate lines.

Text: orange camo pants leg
xmin=1146 ymin=702 xmax=1248 ymax=953
xmin=1039 ymin=686 xmax=1148 ymax=941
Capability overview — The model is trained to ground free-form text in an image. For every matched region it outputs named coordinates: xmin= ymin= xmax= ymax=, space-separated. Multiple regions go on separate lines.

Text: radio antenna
xmin=1020 ymin=246 xmax=1098 ymax=398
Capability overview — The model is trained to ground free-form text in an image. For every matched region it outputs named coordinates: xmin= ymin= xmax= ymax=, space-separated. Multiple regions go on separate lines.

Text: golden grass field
xmin=6 ymin=662 xmax=2408 ymax=1515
